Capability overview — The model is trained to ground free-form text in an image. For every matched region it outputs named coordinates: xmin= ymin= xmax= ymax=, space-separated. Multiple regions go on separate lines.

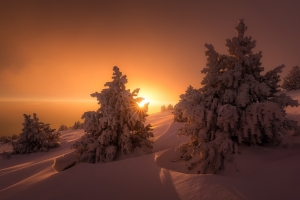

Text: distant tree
xmin=0 ymin=136 xmax=10 ymax=144
xmin=0 ymin=134 xmax=18 ymax=144
xmin=282 ymin=66 xmax=300 ymax=91
xmin=58 ymin=124 xmax=69 ymax=131
xmin=167 ymin=104 xmax=174 ymax=110
xmin=176 ymin=19 xmax=300 ymax=174
xmin=161 ymin=104 xmax=173 ymax=112
xmin=72 ymin=66 xmax=153 ymax=163
xmin=72 ymin=121 xmax=82 ymax=130
xmin=13 ymin=113 xmax=60 ymax=154
xmin=161 ymin=105 xmax=167 ymax=112
xmin=11 ymin=134 xmax=19 ymax=140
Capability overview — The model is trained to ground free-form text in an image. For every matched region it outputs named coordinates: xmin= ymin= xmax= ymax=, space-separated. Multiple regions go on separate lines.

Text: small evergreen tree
xmin=167 ymin=104 xmax=174 ymax=110
xmin=11 ymin=134 xmax=19 ymax=140
xmin=0 ymin=136 xmax=11 ymax=144
xmin=13 ymin=113 xmax=60 ymax=154
xmin=72 ymin=121 xmax=82 ymax=130
xmin=161 ymin=105 xmax=167 ymax=112
xmin=282 ymin=66 xmax=300 ymax=91
xmin=72 ymin=66 xmax=153 ymax=163
xmin=0 ymin=134 xmax=18 ymax=144
xmin=176 ymin=19 xmax=300 ymax=174
xmin=58 ymin=124 xmax=69 ymax=131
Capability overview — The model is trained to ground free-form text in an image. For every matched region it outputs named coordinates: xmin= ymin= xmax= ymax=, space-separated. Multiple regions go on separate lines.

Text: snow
xmin=1 ymin=103 xmax=300 ymax=199
xmin=52 ymin=152 xmax=76 ymax=172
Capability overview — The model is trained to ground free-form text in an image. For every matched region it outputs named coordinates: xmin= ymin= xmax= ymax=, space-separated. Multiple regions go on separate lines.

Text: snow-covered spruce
xmin=72 ymin=66 xmax=153 ymax=163
xmin=174 ymin=85 xmax=199 ymax=122
xmin=72 ymin=121 xmax=83 ymax=130
xmin=13 ymin=113 xmax=60 ymax=154
xmin=161 ymin=104 xmax=174 ymax=112
xmin=167 ymin=104 xmax=174 ymax=110
xmin=58 ymin=124 xmax=69 ymax=131
xmin=176 ymin=19 xmax=300 ymax=174
xmin=161 ymin=105 xmax=167 ymax=112
xmin=282 ymin=66 xmax=300 ymax=91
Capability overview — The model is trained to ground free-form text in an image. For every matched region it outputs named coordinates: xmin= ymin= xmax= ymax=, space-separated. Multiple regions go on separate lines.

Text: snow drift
xmin=1 ymin=106 xmax=300 ymax=199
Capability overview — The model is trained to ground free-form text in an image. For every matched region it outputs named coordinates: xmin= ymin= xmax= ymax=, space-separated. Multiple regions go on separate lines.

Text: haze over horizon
xmin=1 ymin=0 xmax=300 ymax=136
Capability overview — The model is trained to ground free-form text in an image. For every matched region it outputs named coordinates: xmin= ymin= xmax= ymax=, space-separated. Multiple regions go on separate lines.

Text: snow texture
xmin=52 ymin=152 xmax=77 ymax=172
xmin=1 ymin=110 xmax=300 ymax=200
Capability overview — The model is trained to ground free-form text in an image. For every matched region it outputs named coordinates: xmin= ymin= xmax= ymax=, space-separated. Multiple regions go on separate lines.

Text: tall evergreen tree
xmin=176 ymin=19 xmax=300 ymax=174
xmin=72 ymin=66 xmax=153 ymax=163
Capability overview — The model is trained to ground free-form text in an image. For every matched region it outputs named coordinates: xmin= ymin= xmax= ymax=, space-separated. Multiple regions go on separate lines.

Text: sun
xmin=137 ymin=98 xmax=149 ymax=108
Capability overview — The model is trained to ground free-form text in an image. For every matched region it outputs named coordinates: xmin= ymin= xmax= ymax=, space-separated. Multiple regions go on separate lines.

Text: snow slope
xmin=1 ymin=103 xmax=300 ymax=199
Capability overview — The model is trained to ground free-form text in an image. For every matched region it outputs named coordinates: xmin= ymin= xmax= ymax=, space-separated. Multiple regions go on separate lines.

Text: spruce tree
xmin=282 ymin=66 xmax=300 ymax=91
xmin=72 ymin=121 xmax=82 ymax=130
xmin=13 ymin=113 xmax=60 ymax=154
xmin=176 ymin=19 xmax=300 ymax=174
xmin=167 ymin=104 xmax=174 ymax=110
xmin=72 ymin=66 xmax=153 ymax=163
xmin=161 ymin=105 xmax=167 ymax=112
xmin=58 ymin=124 xmax=69 ymax=131
xmin=174 ymin=85 xmax=198 ymax=122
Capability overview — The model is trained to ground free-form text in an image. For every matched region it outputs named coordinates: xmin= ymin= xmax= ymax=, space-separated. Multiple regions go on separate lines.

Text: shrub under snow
xmin=282 ymin=66 xmax=300 ymax=91
xmin=176 ymin=19 xmax=300 ymax=174
xmin=72 ymin=66 xmax=153 ymax=163
xmin=13 ymin=113 xmax=60 ymax=154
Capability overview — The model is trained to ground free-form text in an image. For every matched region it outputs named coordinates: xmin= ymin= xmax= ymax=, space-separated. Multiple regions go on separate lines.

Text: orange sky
xmin=1 ymin=1 xmax=300 ymax=136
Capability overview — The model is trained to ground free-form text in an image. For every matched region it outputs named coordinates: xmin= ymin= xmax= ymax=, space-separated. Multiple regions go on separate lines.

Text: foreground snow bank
xmin=1 ymin=111 xmax=300 ymax=199
xmin=52 ymin=152 xmax=76 ymax=172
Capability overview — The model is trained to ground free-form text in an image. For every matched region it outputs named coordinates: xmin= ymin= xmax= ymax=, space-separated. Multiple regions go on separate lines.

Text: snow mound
xmin=153 ymin=122 xmax=187 ymax=152
xmin=0 ymin=143 xmax=13 ymax=153
xmin=52 ymin=152 xmax=77 ymax=172
xmin=1 ymin=110 xmax=300 ymax=199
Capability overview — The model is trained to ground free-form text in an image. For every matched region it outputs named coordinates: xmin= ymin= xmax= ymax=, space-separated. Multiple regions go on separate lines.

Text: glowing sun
xmin=137 ymin=98 xmax=149 ymax=108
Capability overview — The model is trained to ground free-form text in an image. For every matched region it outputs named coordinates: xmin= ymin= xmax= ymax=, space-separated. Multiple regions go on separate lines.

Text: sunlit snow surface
xmin=1 ymin=95 xmax=300 ymax=199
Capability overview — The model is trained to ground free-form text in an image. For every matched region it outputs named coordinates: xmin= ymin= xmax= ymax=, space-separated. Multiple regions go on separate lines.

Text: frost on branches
xmin=174 ymin=85 xmax=198 ymax=122
xmin=282 ymin=66 xmax=300 ymax=91
xmin=72 ymin=66 xmax=153 ymax=163
xmin=176 ymin=19 xmax=300 ymax=174
xmin=13 ymin=113 xmax=60 ymax=154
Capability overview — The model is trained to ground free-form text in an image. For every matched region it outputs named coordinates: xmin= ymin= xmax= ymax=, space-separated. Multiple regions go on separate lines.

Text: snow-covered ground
xmin=1 ymin=97 xmax=300 ymax=199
